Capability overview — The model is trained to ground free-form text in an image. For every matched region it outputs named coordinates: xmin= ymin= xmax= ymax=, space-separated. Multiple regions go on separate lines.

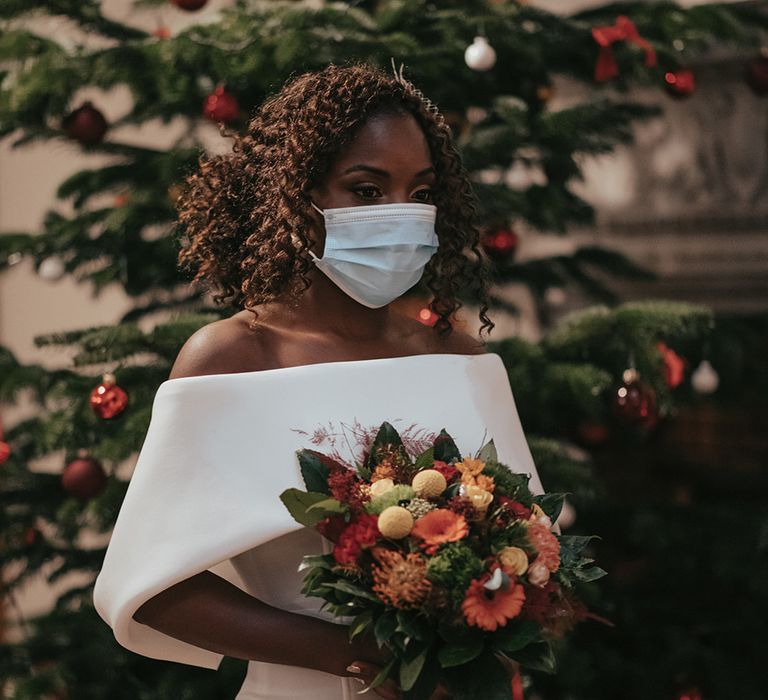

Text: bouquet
xmin=280 ymin=421 xmax=607 ymax=699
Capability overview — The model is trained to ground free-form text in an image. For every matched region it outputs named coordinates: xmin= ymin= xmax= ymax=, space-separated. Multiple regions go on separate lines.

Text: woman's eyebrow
xmin=341 ymin=164 xmax=435 ymax=177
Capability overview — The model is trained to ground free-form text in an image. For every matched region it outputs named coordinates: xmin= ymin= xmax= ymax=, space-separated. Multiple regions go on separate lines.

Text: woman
xmin=94 ymin=61 xmax=542 ymax=699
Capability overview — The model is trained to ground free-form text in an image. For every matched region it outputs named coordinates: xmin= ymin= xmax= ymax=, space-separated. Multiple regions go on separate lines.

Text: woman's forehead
xmin=332 ymin=113 xmax=432 ymax=173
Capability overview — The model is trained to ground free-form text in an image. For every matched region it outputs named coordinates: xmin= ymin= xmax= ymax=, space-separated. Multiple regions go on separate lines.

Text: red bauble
xmin=664 ymin=69 xmax=696 ymax=98
xmin=171 ymin=0 xmax=208 ymax=10
xmin=203 ymin=85 xmax=240 ymax=124
xmin=745 ymin=53 xmax=768 ymax=96
xmin=62 ymin=455 xmax=107 ymax=500
xmin=656 ymin=341 xmax=687 ymax=388
xmin=612 ymin=369 xmax=658 ymax=428
xmin=0 ymin=440 xmax=10 ymax=464
xmin=90 ymin=372 xmax=128 ymax=419
xmin=481 ymin=226 xmax=519 ymax=260
xmin=577 ymin=420 xmax=609 ymax=446
xmin=62 ymin=101 xmax=108 ymax=145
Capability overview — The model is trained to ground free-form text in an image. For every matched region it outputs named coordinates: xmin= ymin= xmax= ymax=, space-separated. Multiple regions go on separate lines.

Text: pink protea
xmin=527 ymin=521 xmax=561 ymax=572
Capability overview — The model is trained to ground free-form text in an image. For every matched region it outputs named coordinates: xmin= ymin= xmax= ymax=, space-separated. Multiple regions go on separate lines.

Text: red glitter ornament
xmin=481 ymin=225 xmax=519 ymax=260
xmin=62 ymin=453 xmax=107 ymax=500
xmin=170 ymin=0 xmax=208 ymax=10
xmin=612 ymin=368 xmax=658 ymax=428
xmin=203 ymin=85 xmax=240 ymax=124
xmin=90 ymin=372 xmax=128 ymax=419
xmin=745 ymin=52 xmax=768 ymax=96
xmin=62 ymin=101 xmax=108 ymax=145
xmin=664 ymin=69 xmax=696 ymax=98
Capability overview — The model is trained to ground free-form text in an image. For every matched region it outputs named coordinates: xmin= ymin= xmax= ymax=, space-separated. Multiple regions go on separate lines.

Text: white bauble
xmin=691 ymin=359 xmax=719 ymax=394
xmin=556 ymin=499 xmax=577 ymax=529
xmin=38 ymin=256 xmax=65 ymax=281
xmin=465 ymin=36 xmax=496 ymax=71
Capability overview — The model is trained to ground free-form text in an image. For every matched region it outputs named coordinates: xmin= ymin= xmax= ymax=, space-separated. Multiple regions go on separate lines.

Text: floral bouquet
xmin=280 ymin=421 xmax=607 ymax=699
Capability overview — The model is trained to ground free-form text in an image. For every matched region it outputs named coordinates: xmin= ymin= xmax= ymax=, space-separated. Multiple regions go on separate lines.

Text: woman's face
xmin=308 ymin=111 xmax=436 ymax=240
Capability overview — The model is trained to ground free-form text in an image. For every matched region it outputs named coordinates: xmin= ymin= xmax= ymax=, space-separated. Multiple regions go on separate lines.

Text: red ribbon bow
xmin=591 ymin=15 xmax=657 ymax=82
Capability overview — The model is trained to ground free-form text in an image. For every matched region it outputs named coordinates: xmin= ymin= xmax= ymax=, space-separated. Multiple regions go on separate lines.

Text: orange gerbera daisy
xmin=462 ymin=571 xmax=526 ymax=631
xmin=411 ymin=508 xmax=469 ymax=554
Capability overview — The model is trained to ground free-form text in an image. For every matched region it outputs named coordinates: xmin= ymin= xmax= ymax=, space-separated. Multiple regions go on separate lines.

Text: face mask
xmin=306 ymin=200 xmax=439 ymax=308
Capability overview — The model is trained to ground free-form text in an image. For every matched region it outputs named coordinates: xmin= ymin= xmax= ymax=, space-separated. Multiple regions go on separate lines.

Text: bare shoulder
xmin=167 ymin=316 xmax=265 ymax=380
xmin=401 ymin=315 xmax=488 ymax=356
xmin=441 ymin=327 xmax=489 ymax=356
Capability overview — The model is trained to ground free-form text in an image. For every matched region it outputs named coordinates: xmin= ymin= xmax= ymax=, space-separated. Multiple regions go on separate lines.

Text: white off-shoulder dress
xmin=93 ymin=352 xmax=548 ymax=700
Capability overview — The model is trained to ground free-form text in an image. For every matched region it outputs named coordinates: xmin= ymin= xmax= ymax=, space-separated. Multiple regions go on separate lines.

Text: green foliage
xmin=426 ymin=542 xmax=484 ymax=606
xmin=365 ymin=484 xmax=416 ymax=514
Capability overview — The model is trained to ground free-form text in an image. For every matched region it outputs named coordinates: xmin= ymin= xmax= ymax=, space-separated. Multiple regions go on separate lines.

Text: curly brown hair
xmin=174 ymin=60 xmax=495 ymax=339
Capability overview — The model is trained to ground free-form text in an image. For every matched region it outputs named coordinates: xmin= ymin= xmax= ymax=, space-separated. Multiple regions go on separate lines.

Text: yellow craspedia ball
xmin=411 ymin=469 xmax=447 ymax=498
xmin=377 ymin=506 xmax=414 ymax=539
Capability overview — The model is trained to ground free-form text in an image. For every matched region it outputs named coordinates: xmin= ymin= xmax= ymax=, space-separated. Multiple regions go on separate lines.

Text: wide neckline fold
xmin=159 ymin=351 xmax=499 ymax=387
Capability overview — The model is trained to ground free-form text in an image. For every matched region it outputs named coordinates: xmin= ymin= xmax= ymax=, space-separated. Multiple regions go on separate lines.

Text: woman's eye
xmin=413 ymin=189 xmax=433 ymax=202
xmin=352 ymin=186 xmax=381 ymax=199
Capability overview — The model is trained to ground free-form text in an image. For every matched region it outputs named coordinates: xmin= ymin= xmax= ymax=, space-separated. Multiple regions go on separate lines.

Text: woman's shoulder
xmin=167 ymin=316 xmax=272 ymax=380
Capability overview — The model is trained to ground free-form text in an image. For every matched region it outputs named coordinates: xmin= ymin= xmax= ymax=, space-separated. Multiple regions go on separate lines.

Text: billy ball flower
xmin=411 ymin=469 xmax=447 ymax=498
xmin=377 ymin=505 xmax=414 ymax=539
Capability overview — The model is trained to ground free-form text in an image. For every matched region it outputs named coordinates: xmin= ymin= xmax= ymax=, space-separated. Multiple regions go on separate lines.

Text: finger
xmin=347 ymin=661 xmax=401 ymax=699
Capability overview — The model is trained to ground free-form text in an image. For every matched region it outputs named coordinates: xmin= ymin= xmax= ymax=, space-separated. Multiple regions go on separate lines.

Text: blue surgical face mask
xmin=306 ymin=200 xmax=439 ymax=308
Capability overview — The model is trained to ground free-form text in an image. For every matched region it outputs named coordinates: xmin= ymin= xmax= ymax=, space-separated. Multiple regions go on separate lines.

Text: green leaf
xmin=400 ymin=644 xmax=430 ymax=691
xmin=433 ymin=428 xmax=461 ymax=463
xmin=443 ymin=650 xmax=512 ymax=700
xmin=322 ymin=580 xmax=381 ymax=603
xmin=364 ymin=421 xmax=405 ymax=471
xmin=478 ymin=438 xmax=498 ymax=463
xmin=306 ymin=498 xmax=347 ymax=513
xmin=437 ymin=635 xmax=484 ymax=667
xmin=492 ymin=620 xmax=541 ymax=653
xmin=573 ymin=565 xmax=608 ymax=582
xmin=535 ymin=492 xmax=566 ymax=521
xmin=349 ymin=610 xmax=375 ymax=641
xmin=367 ymin=655 xmax=397 ymax=691
xmin=414 ymin=446 xmax=435 ymax=471
xmin=507 ymin=641 xmax=557 ymax=673
xmin=279 ymin=489 xmax=332 ymax=527
xmin=374 ymin=612 xmax=398 ymax=647
xmin=296 ymin=449 xmax=331 ymax=494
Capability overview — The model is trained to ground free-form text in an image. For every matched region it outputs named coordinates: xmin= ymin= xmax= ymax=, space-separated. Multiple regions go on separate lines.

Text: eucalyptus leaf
xmin=279 ymin=489 xmax=333 ymax=527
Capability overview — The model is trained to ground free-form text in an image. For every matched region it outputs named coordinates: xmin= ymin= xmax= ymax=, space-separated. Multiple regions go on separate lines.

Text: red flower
xmin=327 ymin=467 xmax=367 ymax=511
xmin=333 ymin=514 xmax=380 ymax=565
xmin=432 ymin=460 xmax=459 ymax=483
xmin=497 ymin=496 xmax=532 ymax=521
xmin=316 ymin=515 xmax=347 ymax=543
xmin=411 ymin=509 xmax=469 ymax=555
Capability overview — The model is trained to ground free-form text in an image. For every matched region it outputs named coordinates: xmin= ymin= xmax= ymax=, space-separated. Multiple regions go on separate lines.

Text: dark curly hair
xmin=175 ymin=60 xmax=495 ymax=339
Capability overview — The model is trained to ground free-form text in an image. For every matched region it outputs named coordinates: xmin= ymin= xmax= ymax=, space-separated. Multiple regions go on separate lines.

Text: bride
xmin=94 ymin=61 xmax=543 ymax=700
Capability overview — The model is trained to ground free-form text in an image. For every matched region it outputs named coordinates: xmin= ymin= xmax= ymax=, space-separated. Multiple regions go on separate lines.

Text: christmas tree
xmin=1 ymin=1 xmax=766 ymax=698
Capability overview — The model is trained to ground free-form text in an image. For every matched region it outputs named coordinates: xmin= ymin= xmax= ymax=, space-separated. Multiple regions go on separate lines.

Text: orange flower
xmin=411 ymin=508 xmax=469 ymax=554
xmin=456 ymin=456 xmax=485 ymax=478
xmin=462 ymin=571 xmax=526 ymax=631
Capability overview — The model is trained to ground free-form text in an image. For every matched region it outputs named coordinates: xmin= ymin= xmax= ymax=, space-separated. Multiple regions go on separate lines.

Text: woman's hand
xmin=346 ymin=660 xmax=400 ymax=699
xmin=346 ymin=660 xmax=454 ymax=700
